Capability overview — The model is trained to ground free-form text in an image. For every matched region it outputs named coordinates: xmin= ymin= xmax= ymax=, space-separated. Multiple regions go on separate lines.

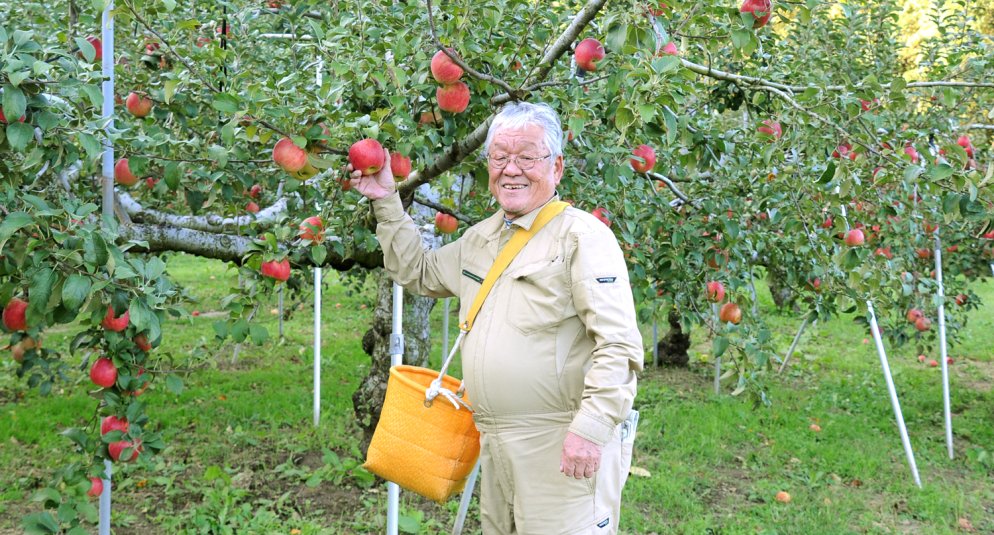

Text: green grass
xmin=2 ymin=254 xmax=993 ymax=534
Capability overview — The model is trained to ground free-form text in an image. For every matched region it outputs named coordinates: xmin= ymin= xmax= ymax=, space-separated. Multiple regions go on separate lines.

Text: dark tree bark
xmin=656 ymin=308 xmax=690 ymax=366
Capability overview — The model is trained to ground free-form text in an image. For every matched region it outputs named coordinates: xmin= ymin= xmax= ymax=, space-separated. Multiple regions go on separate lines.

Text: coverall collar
xmin=500 ymin=193 xmax=561 ymax=231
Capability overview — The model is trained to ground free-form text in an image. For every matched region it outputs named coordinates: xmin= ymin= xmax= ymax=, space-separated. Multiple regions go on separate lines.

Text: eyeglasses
xmin=487 ymin=153 xmax=552 ymax=170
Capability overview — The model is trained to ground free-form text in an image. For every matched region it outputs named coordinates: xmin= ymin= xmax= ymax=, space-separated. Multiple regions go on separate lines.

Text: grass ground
xmin=1 ymin=253 xmax=992 ymax=534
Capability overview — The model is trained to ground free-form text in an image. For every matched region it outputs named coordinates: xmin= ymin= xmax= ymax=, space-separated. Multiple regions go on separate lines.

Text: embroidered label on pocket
xmin=462 ymin=269 xmax=484 ymax=283
xmin=596 ymin=277 xmax=616 ymax=283
xmin=597 ymin=518 xmax=610 ymax=528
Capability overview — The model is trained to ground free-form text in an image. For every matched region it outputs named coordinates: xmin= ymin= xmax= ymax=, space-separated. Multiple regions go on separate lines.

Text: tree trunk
xmin=656 ymin=308 xmax=690 ymax=366
xmin=765 ymin=264 xmax=796 ymax=311
xmin=352 ymin=275 xmax=437 ymax=453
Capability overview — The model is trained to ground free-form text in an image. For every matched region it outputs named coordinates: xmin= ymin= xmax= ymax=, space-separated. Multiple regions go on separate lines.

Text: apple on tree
xmin=574 ymin=38 xmax=605 ymax=72
xmin=591 ymin=207 xmax=612 ymax=227
xmin=630 ymin=144 xmax=656 ymax=173
xmin=844 ymin=229 xmax=864 ymax=246
xmin=87 ymin=477 xmax=104 ymax=498
xmin=108 ymin=440 xmax=142 ymax=463
xmin=0 ymin=107 xmax=26 ymax=124
xmin=757 ymin=119 xmax=782 ymax=141
xmin=719 ymin=302 xmax=742 ymax=324
xmin=2 ymin=297 xmax=29 ymax=331
xmin=125 ymin=92 xmax=153 ymax=118
xmin=90 ymin=357 xmax=118 ymax=388
xmin=705 ymin=281 xmax=726 ymax=302
xmin=114 ymin=159 xmax=139 ymax=187
xmin=246 ymin=201 xmax=260 ymax=214
xmin=430 ymin=48 xmax=464 ymax=84
xmin=391 ymin=153 xmax=412 ymax=181
xmin=740 ymin=0 xmax=773 ymax=28
xmin=102 ymin=306 xmax=130 ymax=332
xmin=435 ymin=213 xmax=459 ymax=234
xmin=658 ymin=42 xmax=679 ymax=56
xmin=299 ymin=216 xmax=325 ymax=243
xmin=261 ymin=259 xmax=291 ymax=282
xmin=272 ymin=138 xmax=308 ymax=173
xmin=437 ymin=82 xmax=471 ymax=113
xmin=956 ymin=135 xmax=974 ymax=158
xmin=248 ymin=184 xmax=262 ymax=198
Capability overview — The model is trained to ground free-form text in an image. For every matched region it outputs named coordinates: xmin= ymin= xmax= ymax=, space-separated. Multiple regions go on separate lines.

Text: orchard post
xmin=99 ymin=4 xmax=115 ymax=534
xmin=933 ymin=232 xmax=953 ymax=459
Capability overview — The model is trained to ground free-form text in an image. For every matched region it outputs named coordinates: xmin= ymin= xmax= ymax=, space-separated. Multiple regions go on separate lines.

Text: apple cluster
xmin=431 ymin=49 xmax=470 ymax=114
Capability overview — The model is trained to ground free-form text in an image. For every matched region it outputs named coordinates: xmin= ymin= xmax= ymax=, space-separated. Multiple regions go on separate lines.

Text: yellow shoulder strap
xmin=460 ymin=201 xmax=569 ymax=332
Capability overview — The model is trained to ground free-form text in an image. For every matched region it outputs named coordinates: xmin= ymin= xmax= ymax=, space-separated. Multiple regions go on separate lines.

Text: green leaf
xmin=212 ymin=93 xmax=240 ymax=113
xmin=62 ymin=275 xmax=91 ymax=311
xmin=84 ymin=232 xmax=109 ymax=267
xmin=927 ymin=163 xmax=955 ymax=181
xmin=74 ymin=36 xmax=96 ymax=62
xmin=80 ymin=84 xmax=103 ymax=109
xmin=712 ymin=336 xmax=729 ymax=358
xmin=398 ymin=514 xmax=421 ymax=534
xmin=614 ymin=106 xmax=636 ymax=134
xmin=310 ymin=245 xmax=327 ymax=265
xmin=6 ymin=122 xmax=34 ymax=151
xmin=213 ymin=321 xmax=229 ymax=339
xmin=164 ymin=162 xmax=180 ymax=190
xmin=79 ymin=132 xmax=102 ymax=159
xmin=164 ymin=80 xmax=179 ymax=103
xmin=231 ymin=319 xmax=249 ymax=342
xmin=31 ymin=488 xmax=61 ymax=504
xmin=2 ymin=84 xmax=26 ymax=120
xmin=22 ymin=512 xmax=59 ymax=535
xmin=165 ymin=374 xmax=184 ymax=395
xmin=28 ymin=268 xmax=56 ymax=317
xmin=249 ymin=324 xmax=269 ymax=345
xmin=730 ymin=29 xmax=752 ymax=49
xmin=0 ymin=211 xmax=33 ymax=250
xmin=59 ymin=427 xmax=90 ymax=449
xmin=129 ymin=297 xmax=155 ymax=331
xmin=208 ymin=144 xmax=228 ymax=168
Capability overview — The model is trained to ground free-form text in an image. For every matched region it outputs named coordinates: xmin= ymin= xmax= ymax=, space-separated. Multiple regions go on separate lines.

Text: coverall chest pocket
xmin=506 ymin=259 xmax=571 ymax=335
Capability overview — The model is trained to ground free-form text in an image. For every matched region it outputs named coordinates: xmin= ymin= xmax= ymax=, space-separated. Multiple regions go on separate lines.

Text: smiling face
xmin=487 ymin=123 xmax=564 ymax=220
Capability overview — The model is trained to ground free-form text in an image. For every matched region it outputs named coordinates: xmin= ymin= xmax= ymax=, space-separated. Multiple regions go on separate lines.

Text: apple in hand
xmin=349 ymin=139 xmax=386 ymax=175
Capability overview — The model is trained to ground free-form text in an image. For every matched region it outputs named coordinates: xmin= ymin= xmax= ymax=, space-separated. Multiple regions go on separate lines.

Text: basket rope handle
xmin=424 ymin=201 xmax=570 ymax=410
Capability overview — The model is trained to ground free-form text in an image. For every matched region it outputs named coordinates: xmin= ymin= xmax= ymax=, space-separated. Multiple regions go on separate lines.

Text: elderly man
xmin=350 ymin=101 xmax=643 ymax=534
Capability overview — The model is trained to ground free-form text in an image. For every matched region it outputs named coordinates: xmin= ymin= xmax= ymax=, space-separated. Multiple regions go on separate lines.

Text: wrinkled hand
xmin=560 ymin=432 xmax=602 ymax=479
xmin=346 ymin=147 xmax=396 ymax=201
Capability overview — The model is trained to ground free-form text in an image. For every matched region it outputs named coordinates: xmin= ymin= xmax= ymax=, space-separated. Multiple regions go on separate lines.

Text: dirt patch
xmin=955 ymin=358 xmax=994 ymax=393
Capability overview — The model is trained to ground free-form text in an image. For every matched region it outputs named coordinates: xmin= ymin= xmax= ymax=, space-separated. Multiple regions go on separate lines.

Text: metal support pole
xmin=778 ymin=312 xmax=812 ymax=374
xmin=442 ymin=298 xmax=450 ymax=359
xmin=98 ymin=460 xmax=112 ymax=535
xmin=278 ymin=285 xmax=284 ymax=338
xmin=866 ymin=301 xmax=923 ymax=488
xmin=313 ymin=268 xmax=321 ymax=427
xmin=387 ymin=283 xmax=404 ymax=535
xmin=100 ymin=2 xmax=115 ymax=225
xmin=933 ymin=233 xmax=953 ymax=459
xmin=652 ymin=320 xmax=659 ymax=367
xmin=99 ymin=6 xmax=115 ymax=534
xmin=452 ymin=461 xmax=481 ymax=535
xmin=712 ymin=303 xmax=721 ymax=395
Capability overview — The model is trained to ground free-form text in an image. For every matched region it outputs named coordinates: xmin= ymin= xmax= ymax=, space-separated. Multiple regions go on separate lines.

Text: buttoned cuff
xmin=568 ymin=410 xmax=616 ymax=447
xmin=371 ymin=192 xmax=407 ymax=223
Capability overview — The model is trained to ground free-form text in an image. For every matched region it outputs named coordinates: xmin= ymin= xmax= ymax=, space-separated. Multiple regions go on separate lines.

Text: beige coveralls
xmin=373 ymin=193 xmax=644 ymax=534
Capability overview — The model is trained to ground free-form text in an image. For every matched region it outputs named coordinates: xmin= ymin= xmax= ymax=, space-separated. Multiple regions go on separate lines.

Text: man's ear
xmin=553 ymin=154 xmax=564 ymax=184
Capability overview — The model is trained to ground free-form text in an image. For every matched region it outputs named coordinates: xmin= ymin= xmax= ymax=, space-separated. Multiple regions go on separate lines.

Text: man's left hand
xmin=560 ymin=432 xmax=602 ymax=479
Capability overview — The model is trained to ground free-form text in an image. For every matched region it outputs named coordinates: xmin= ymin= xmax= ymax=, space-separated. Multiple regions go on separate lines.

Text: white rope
xmin=425 ymin=331 xmax=472 ymax=411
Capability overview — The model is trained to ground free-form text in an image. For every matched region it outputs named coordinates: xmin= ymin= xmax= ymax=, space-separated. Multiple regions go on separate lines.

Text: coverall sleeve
xmin=566 ymin=227 xmax=644 ymax=446
xmin=371 ymin=192 xmax=461 ymax=298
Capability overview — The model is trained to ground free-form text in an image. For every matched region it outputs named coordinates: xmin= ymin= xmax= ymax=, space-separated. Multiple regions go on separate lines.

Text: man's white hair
xmin=484 ymin=101 xmax=564 ymax=158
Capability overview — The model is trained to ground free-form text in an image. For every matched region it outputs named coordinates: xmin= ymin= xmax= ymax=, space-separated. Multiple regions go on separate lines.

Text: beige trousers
xmin=475 ymin=412 xmax=633 ymax=535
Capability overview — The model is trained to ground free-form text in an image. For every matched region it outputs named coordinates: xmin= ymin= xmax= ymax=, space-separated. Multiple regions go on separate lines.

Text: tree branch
xmin=118 ymin=192 xmax=289 ymax=232
xmin=413 ymin=195 xmax=476 ymax=225
xmin=426 ymin=0 xmax=516 ymax=95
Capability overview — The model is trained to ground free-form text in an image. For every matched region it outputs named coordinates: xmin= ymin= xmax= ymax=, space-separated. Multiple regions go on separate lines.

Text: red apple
xmin=946 ymin=357 xmax=953 ymax=365
xmin=592 ymin=207 xmax=612 ymax=227
xmin=774 ymin=490 xmax=791 ymax=503
xmin=982 ymin=231 xmax=994 ymax=240
xmin=145 ymin=177 xmax=158 ymax=188
xmin=108 ymin=440 xmax=142 ymax=463
xmin=630 ymin=144 xmax=656 ymax=173
xmin=0 ymin=107 xmax=26 ymax=124
xmin=647 ymin=2 xmax=668 ymax=16
xmin=956 ymin=135 xmax=974 ymax=158
xmin=719 ymin=302 xmax=742 ymax=324
xmin=273 ymin=137 xmax=308 ymax=173
xmin=434 ymin=213 xmax=459 ymax=234
xmin=102 ymin=306 xmax=130 ymax=332
xmin=2 ymin=297 xmax=29 ymax=331
xmin=809 ymin=277 xmax=822 ymax=292
xmin=430 ymin=48 xmax=464 ymax=84
xmin=114 ymin=159 xmax=138 ymax=187
xmin=904 ymin=144 xmax=920 ymax=164
xmin=437 ymin=81 xmax=471 ymax=113
xmin=918 ymin=354 xmax=926 ymax=363
xmin=954 ymin=294 xmax=967 ymax=306
xmin=928 ymin=359 xmax=938 ymax=367
xmin=574 ymin=38 xmax=605 ymax=72
xmin=915 ymin=316 xmax=931 ymax=332
xmin=916 ymin=248 xmax=932 ymax=259
xmin=125 ymin=92 xmax=153 ymax=118
xmin=101 ymin=415 xmax=129 ymax=436
xmin=844 ymin=229 xmax=864 ymax=246
xmin=86 ymin=36 xmax=103 ymax=61
xmin=706 ymin=281 xmax=726 ymax=302
xmin=391 ymin=153 xmax=412 ymax=180
xmin=87 ymin=477 xmax=104 ymax=498
xmin=134 ymin=333 xmax=152 ymax=352
xmin=195 ymin=36 xmax=211 ymax=48
xmin=248 ymin=184 xmax=262 ymax=198
xmin=299 ymin=216 xmax=325 ymax=243
xmin=261 ymin=259 xmax=291 ymax=282
xmin=820 ymin=216 xmax=833 ymax=229
xmin=246 ymin=201 xmax=260 ymax=214
xmin=349 ymin=138 xmax=386 ymax=175
xmin=659 ymin=42 xmax=679 ymax=56
xmin=740 ymin=0 xmax=773 ymax=28
xmin=757 ymin=119 xmax=782 ymax=141
xmin=906 ymin=308 xmax=923 ymax=323
xmin=90 ymin=357 xmax=118 ymax=388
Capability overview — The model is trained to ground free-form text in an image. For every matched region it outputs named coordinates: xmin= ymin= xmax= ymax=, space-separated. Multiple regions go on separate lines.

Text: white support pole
xmin=442 ymin=298 xmax=450 ymax=360
xmin=278 ymin=285 xmax=284 ymax=338
xmin=258 ymin=33 xmax=315 ymax=40
xmin=452 ymin=461 xmax=481 ymax=535
xmin=712 ymin=303 xmax=721 ymax=395
xmin=652 ymin=320 xmax=659 ymax=367
xmin=99 ymin=5 xmax=115 ymax=534
xmin=866 ymin=301 xmax=923 ymax=488
xmin=778 ymin=312 xmax=812 ymax=374
xmin=98 ymin=460 xmax=112 ymax=535
xmin=387 ymin=283 xmax=404 ymax=535
xmin=933 ymin=233 xmax=953 ymax=459
xmin=313 ymin=268 xmax=321 ymax=427
xmin=100 ymin=2 xmax=115 ymax=225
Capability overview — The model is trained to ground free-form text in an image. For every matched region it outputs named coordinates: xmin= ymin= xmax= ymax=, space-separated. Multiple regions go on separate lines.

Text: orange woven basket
xmin=363 ymin=365 xmax=481 ymax=503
